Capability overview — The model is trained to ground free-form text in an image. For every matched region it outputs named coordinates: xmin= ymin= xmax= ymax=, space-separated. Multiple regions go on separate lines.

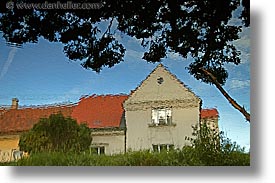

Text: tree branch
xmin=199 ymin=67 xmax=250 ymax=122
xmin=102 ymin=17 xmax=114 ymax=38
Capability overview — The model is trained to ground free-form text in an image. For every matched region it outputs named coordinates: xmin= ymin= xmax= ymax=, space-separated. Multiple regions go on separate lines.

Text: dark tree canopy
xmin=0 ymin=0 xmax=250 ymax=121
xmin=0 ymin=0 xmax=249 ymax=83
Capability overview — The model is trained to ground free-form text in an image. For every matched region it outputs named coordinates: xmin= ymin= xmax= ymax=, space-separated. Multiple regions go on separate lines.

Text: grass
xmin=0 ymin=148 xmax=250 ymax=166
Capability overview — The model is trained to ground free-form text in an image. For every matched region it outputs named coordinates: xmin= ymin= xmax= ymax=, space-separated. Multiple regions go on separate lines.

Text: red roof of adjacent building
xmin=0 ymin=106 xmax=74 ymax=134
xmin=201 ymin=108 xmax=219 ymax=118
xmin=71 ymin=95 xmax=128 ymax=128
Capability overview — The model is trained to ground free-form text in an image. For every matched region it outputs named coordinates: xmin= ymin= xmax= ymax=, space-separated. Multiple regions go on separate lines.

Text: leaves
xmin=0 ymin=0 xmax=248 ymax=82
xmin=19 ymin=113 xmax=91 ymax=153
xmin=184 ymin=123 xmax=249 ymax=165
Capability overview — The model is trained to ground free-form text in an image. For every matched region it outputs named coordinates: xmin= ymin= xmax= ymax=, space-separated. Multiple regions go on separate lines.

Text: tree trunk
xmin=199 ymin=68 xmax=250 ymax=122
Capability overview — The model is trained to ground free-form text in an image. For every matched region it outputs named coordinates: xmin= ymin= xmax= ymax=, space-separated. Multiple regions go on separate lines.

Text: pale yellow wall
xmin=0 ymin=135 xmax=20 ymax=162
xmin=124 ymin=64 xmax=201 ymax=151
xmin=0 ymin=135 xmax=19 ymax=150
xmin=91 ymin=131 xmax=125 ymax=155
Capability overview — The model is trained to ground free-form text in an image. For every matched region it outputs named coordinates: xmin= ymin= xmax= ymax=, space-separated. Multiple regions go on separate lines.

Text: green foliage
xmin=184 ymin=123 xmax=249 ymax=166
xmin=0 ymin=0 xmax=248 ymax=84
xmin=19 ymin=113 xmax=91 ymax=153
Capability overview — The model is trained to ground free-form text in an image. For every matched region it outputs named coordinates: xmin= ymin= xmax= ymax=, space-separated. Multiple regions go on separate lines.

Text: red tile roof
xmin=201 ymin=108 xmax=219 ymax=119
xmin=71 ymin=95 xmax=128 ymax=128
xmin=0 ymin=95 xmax=217 ymax=134
xmin=0 ymin=106 xmax=74 ymax=134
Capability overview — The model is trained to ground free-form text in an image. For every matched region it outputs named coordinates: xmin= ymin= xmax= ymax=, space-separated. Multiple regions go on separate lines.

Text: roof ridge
xmin=201 ymin=108 xmax=218 ymax=111
xmin=79 ymin=94 xmax=129 ymax=100
xmin=17 ymin=103 xmax=77 ymax=110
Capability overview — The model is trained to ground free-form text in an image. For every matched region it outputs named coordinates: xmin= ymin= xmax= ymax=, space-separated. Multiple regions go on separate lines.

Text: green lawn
xmin=0 ymin=148 xmax=250 ymax=166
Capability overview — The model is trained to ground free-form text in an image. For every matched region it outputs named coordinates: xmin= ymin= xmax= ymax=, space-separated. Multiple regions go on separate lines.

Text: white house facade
xmin=124 ymin=64 xmax=201 ymax=152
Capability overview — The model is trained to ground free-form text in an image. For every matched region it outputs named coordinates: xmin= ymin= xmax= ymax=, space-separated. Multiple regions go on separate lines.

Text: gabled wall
xmin=125 ymin=64 xmax=199 ymax=105
xmin=124 ymin=64 xmax=201 ymax=151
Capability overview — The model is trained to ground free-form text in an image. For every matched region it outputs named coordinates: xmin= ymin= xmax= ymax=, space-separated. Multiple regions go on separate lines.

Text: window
xmin=91 ymin=146 xmax=105 ymax=155
xmin=152 ymin=108 xmax=172 ymax=126
xmin=152 ymin=144 xmax=174 ymax=152
xmin=157 ymin=77 xmax=164 ymax=84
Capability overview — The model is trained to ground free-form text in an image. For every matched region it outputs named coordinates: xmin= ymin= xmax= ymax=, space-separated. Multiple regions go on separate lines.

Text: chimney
xmin=11 ymin=98 xmax=19 ymax=109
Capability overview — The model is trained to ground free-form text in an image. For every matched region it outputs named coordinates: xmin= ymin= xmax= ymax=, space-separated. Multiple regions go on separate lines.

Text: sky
xmin=0 ymin=20 xmax=250 ymax=151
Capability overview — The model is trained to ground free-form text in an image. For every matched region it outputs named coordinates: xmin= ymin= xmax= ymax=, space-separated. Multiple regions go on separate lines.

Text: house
xmin=0 ymin=101 xmax=74 ymax=161
xmin=0 ymin=64 xmax=218 ymax=159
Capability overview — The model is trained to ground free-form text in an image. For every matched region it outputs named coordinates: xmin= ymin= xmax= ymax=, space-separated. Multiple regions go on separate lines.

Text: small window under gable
xmin=157 ymin=77 xmax=164 ymax=84
xmin=151 ymin=108 xmax=172 ymax=126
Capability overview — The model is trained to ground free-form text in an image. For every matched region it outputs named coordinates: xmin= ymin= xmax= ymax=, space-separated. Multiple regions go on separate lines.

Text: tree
xmin=0 ymin=0 xmax=250 ymax=121
xmin=184 ymin=123 xmax=249 ymax=166
xmin=19 ymin=113 xmax=91 ymax=153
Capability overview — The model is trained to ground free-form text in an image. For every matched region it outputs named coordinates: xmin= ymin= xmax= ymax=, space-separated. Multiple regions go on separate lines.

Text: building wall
xmin=125 ymin=104 xmax=200 ymax=151
xmin=0 ymin=135 xmax=20 ymax=162
xmin=201 ymin=117 xmax=219 ymax=134
xmin=124 ymin=65 xmax=201 ymax=151
xmin=91 ymin=130 xmax=125 ymax=155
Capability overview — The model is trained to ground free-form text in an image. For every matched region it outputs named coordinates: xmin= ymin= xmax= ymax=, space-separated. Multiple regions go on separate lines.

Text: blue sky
xmin=0 ymin=25 xmax=250 ymax=150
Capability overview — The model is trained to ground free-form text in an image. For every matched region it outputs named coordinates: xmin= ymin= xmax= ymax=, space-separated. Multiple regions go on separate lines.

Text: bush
xmin=185 ymin=123 xmax=250 ymax=166
xmin=19 ymin=113 xmax=91 ymax=153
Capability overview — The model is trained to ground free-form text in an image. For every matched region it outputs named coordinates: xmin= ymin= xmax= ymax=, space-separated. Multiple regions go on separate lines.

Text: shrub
xmin=185 ymin=123 xmax=250 ymax=166
xmin=19 ymin=113 xmax=91 ymax=153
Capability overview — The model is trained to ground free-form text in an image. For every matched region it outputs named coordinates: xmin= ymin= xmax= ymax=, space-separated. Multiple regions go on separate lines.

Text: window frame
xmin=151 ymin=107 xmax=173 ymax=126
xmin=90 ymin=146 xmax=105 ymax=155
xmin=152 ymin=144 xmax=175 ymax=153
